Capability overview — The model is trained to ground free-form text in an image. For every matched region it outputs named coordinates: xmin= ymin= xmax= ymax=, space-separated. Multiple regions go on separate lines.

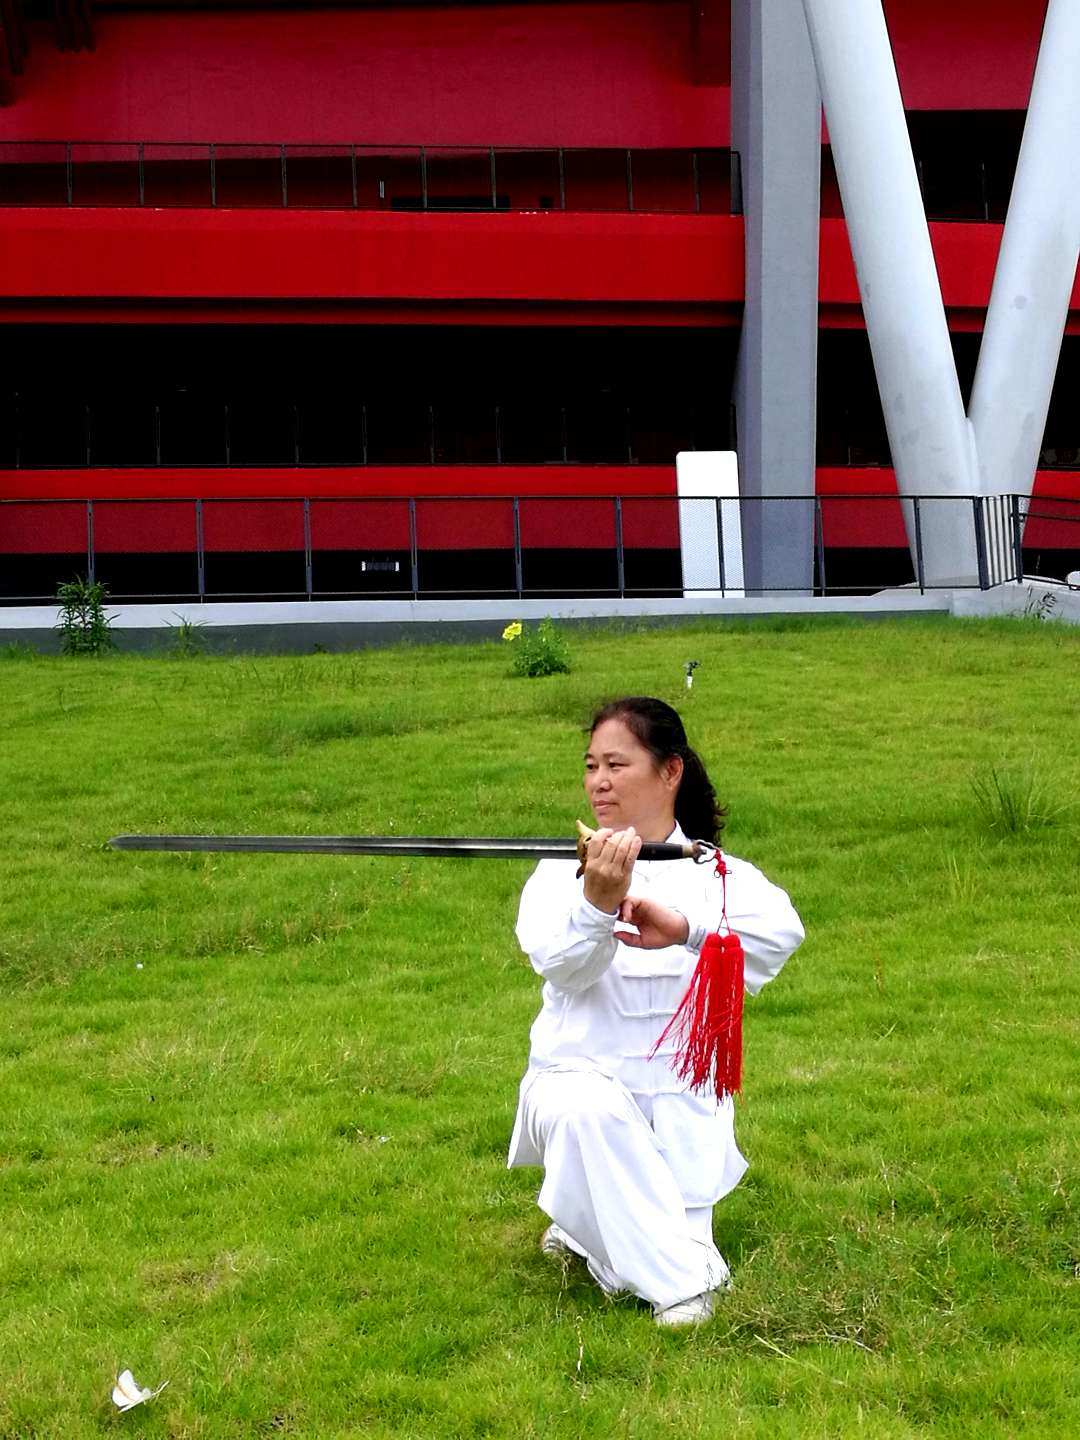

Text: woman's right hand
xmin=582 ymin=826 xmax=642 ymax=914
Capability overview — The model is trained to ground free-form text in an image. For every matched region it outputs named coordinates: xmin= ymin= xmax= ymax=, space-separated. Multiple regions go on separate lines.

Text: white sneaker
xmin=540 ymin=1225 xmax=574 ymax=1259
xmin=653 ymin=1291 xmax=716 ymax=1328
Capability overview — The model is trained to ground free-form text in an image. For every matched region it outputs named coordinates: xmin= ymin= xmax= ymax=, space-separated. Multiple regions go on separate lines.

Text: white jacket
xmin=507 ymin=825 xmax=804 ymax=1206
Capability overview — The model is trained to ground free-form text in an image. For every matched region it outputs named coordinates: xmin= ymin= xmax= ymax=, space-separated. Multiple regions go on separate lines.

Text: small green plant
xmin=1023 ymin=588 xmax=1060 ymax=621
xmin=164 ymin=613 xmax=209 ymax=659
xmin=0 ymin=641 xmax=37 ymax=660
xmin=970 ymin=761 xmax=1071 ymax=835
xmin=55 ymin=577 xmax=116 ymax=657
xmin=503 ymin=617 xmax=571 ymax=677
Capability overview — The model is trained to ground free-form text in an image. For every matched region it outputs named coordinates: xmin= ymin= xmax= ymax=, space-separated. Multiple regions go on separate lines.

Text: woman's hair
xmin=589 ymin=696 xmax=727 ymax=843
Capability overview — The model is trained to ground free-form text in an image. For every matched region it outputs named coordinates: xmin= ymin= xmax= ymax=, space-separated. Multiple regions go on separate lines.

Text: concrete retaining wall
xmin=3 ymin=584 xmax=1075 ymax=655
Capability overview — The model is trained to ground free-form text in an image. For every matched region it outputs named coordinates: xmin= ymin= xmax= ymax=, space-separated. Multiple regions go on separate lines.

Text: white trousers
xmin=521 ymin=1067 xmax=731 ymax=1310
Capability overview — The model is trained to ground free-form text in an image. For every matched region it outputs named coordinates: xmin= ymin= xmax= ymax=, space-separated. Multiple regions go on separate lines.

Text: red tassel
xmin=651 ymin=854 xmax=745 ymax=1097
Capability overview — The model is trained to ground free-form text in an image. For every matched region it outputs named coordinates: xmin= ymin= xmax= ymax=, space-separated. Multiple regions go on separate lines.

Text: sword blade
xmin=108 ymin=834 xmax=699 ymax=861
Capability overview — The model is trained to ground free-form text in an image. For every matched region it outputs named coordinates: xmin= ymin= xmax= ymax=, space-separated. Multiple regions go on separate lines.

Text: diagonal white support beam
xmin=969 ymin=0 xmax=1080 ymax=501
xmin=800 ymin=0 xmax=980 ymax=586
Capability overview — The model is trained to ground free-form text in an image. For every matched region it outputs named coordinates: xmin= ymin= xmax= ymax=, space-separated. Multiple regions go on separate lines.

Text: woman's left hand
xmin=615 ymin=895 xmax=690 ymax=950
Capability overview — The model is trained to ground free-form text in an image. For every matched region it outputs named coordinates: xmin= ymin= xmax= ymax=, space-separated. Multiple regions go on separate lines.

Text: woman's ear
xmin=662 ymin=755 xmax=684 ymax=792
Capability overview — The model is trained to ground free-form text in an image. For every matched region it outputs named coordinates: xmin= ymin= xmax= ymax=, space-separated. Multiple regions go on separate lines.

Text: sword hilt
xmin=573 ymin=820 xmax=712 ymax=874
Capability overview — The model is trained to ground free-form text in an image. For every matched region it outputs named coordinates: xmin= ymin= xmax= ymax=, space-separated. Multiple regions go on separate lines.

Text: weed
xmin=505 ymin=617 xmax=572 ymax=678
xmin=1023 ymin=588 xmax=1060 ymax=621
xmin=165 ymin=613 xmax=210 ymax=658
xmin=55 ymin=577 xmax=116 ymax=657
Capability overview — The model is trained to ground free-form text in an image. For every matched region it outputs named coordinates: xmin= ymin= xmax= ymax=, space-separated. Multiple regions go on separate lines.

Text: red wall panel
xmin=93 ymin=500 xmax=196 ymax=553
xmin=4 ymin=210 xmax=1075 ymax=326
xmin=816 ymin=466 xmax=1080 ymax=549
xmin=519 ymin=497 xmax=617 ymax=549
xmin=3 ymin=468 xmax=1075 ymax=556
xmin=0 ymin=1 xmax=1048 ymax=141
xmin=0 ymin=6 xmax=729 ymax=148
xmin=1023 ymin=496 xmax=1080 ymax=553
xmin=415 ymin=497 xmax=515 ymax=551
xmin=201 ymin=499 xmax=304 ymax=552
xmin=819 ymin=219 xmax=1080 ymax=327
xmin=0 ymin=465 xmax=679 ymax=502
xmin=0 ymin=466 xmax=684 ymax=553
xmin=0 ymin=500 xmax=87 ymax=553
xmin=0 ymin=209 xmax=745 ymax=310
xmin=884 ymin=0 xmax=1045 ymax=112
xmin=309 ymin=499 xmax=410 ymax=551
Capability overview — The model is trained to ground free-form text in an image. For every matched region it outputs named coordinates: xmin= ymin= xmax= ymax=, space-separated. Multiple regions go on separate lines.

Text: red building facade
xmin=0 ymin=0 xmax=1077 ymax=600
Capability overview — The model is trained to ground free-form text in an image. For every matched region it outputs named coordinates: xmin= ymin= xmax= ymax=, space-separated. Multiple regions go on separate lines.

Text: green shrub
xmin=55 ymin=577 xmax=116 ymax=657
xmin=504 ymin=617 xmax=571 ymax=677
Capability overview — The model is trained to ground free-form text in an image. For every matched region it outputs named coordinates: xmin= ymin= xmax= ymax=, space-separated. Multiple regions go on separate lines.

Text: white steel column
xmin=969 ymin=0 xmax=1080 ymax=501
xmin=800 ymin=0 xmax=980 ymax=586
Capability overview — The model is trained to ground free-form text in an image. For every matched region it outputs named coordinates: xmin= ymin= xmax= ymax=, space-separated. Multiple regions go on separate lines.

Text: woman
xmin=507 ymin=696 xmax=804 ymax=1326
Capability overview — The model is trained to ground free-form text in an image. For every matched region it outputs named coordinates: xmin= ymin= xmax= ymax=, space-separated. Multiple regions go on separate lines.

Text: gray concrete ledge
xmin=3 ymin=585 xmax=1074 ymax=654
xmin=3 ymin=591 xmax=950 ymax=654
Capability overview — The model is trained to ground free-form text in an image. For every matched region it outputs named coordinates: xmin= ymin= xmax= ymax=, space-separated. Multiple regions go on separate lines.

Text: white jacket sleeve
xmin=515 ymin=860 xmax=619 ymax=993
xmin=723 ymin=857 xmax=804 ymax=995
xmin=676 ymin=856 xmax=804 ymax=996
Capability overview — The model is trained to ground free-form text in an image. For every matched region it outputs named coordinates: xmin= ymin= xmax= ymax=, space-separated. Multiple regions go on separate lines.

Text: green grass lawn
xmin=1 ymin=616 xmax=1078 ymax=1439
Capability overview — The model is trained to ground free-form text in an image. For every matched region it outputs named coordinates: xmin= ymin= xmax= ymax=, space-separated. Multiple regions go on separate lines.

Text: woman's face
xmin=584 ymin=718 xmax=683 ymax=839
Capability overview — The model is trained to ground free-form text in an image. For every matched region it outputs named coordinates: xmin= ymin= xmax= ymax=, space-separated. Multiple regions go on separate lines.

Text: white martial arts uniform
xmin=507 ymin=824 xmax=804 ymax=1309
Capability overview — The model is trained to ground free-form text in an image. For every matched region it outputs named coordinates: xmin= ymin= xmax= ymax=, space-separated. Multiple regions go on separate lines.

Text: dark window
xmin=0 ymin=142 xmax=68 ymax=205
xmin=628 ymin=401 xmax=698 ymax=464
xmin=907 ymin=112 xmax=1024 ymax=223
xmin=498 ymin=400 xmax=565 ymax=464
xmin=629 ymin=149 xmax=697 ymax=213
xmin=228 ymin=398 xmax=297 ymax=465
xmin=284 ymin=147 xmax=355 ymax=208
xmin=298 ymin=397 xmax=364 ymax=464
xmin=562 ymin=149 xmax=630 ymax=211
xmin=142 ymin=145 xmax=214 ymax=207
xmin=214 ymin=145 xmax=284 ymax=208
xmin=88 ymin=395 xmax=157 ymax=466
xmin=17 ymin=395 xmax=86 ymax=467
xmin=565 ymin=395 xmax=628 ymax=463
xmin=0 ymin=392 xmax=19 ymax=467
xmin=365 ymin=401 xmax=433 ymax=464
xmin=434 ymin=402 xmax=498 ymax=463
xmin=159 ymin=393 xmax=227 ymax=466
xmin=494 ymin=150 xmax=562 ymax=211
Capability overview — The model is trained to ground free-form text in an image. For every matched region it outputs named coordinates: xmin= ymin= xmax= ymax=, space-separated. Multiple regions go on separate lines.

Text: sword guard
xmin=575 ymin=819 xmax=595 ymax=877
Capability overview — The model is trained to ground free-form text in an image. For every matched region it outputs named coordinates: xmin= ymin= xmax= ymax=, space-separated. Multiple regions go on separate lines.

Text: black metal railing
xmin=0 ymin=142 xmax=735 ymax=214
xmin=2 ymin=492 xmax=1076 ymax=605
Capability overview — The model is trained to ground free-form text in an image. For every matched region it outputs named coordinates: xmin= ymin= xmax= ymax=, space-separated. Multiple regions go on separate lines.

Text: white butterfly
xmin=111 ymin=1369 xmax=169 ymax=1412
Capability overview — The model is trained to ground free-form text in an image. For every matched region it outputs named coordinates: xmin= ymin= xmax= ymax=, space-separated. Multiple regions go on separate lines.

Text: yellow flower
xmin=502 ymin=621 xmax=523 ymax=641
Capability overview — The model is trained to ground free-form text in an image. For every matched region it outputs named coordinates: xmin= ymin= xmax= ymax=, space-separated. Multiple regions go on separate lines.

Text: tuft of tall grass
xmin=970 ymin=761 xmax=1073 ymax=835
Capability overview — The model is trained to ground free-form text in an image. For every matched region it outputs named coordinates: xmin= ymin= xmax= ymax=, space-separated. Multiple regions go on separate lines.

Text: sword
xmin=109 ymin=821 xmax=715 ymax=867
